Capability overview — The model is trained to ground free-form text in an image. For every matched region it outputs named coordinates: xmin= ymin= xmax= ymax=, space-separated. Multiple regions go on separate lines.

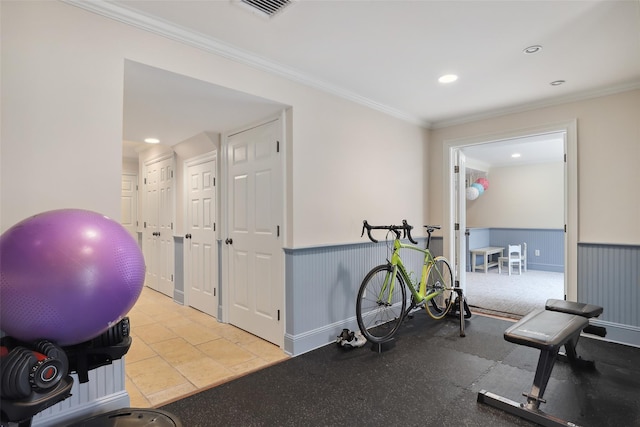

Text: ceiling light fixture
xmin=550 ymin=80 xmax=566 ymax=86
xmin=511 ymin=153 xmax=521 ymax=158
xmin=523 ymin=45 xmax=543 ymax=54
xmin=144 ymin=138 xmax=160 ymax=144
xmin=438 ymin=74 xmax=458 ymax=84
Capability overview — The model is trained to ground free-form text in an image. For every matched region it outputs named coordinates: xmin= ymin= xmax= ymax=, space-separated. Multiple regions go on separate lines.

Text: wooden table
xmin=470 ymin=246 xmax=504 ymax=273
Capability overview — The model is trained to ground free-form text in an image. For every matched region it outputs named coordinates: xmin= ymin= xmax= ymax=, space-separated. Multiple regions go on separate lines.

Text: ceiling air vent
xmin=239 ymin=0 xmax=292 ymax=18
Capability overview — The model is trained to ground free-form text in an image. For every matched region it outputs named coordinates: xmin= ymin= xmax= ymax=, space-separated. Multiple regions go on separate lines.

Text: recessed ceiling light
xmin=438 ymin=74 xmax=458 ymax=84
xmin=550 ymin=80 xmax=566 ymax=86
xmin=511 ymin=153 xmax=521 ymax=158
xmin=144 ymin=138 xmax=160 ymax=144
xmin=523 ymin=45 xmax=543 ymax=54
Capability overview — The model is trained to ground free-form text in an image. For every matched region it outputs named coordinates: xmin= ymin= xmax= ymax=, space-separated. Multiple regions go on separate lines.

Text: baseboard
xmin=527 ymin=263 xmax=564 ymax=273
xmin=285 ymin=317 xmax=360 ymax=356
xmin=32 ymin=390 xmax=130 ymax=426
xmin=173 ymin=289 xmax=185 ymax=305
xmin=590 ymin=319 xmax=640 ymax=349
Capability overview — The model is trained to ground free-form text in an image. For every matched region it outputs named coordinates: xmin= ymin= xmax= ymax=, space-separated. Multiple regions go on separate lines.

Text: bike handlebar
xmin=361 ymin=220 xmax=418 ymax=244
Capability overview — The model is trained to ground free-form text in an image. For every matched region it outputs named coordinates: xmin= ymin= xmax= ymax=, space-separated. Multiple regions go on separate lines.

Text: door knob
xmin=225 ymin=238 xmax=233 ymax=245
xmin=185 ymin=234 xmax=192 ymax=239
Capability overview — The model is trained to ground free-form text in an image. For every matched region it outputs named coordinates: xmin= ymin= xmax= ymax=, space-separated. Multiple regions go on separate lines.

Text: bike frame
xmin=380 ymin=239 xmax=447 ymax=307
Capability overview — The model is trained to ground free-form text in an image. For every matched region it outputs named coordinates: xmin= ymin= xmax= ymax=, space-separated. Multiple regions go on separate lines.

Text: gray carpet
xmin=464 ymin=269 xmax=564 ymax=318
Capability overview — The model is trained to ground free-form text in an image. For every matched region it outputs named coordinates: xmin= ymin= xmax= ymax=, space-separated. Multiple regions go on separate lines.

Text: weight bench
xmin=478 ymin=300 xmax=605 ymax=427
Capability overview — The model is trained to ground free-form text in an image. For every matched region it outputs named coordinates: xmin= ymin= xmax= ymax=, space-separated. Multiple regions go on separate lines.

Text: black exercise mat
xmin=160 ymin=313 xmax=640 ymax=427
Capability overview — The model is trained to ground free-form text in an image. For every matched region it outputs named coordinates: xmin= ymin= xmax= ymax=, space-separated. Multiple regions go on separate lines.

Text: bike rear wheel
xmin=356 ymin=264 xmax=407 ymax=343
xmin=425 ymin=257 xmax=455 ymax=320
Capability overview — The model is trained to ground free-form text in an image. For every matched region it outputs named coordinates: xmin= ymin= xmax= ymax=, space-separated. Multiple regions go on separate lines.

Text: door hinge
xmin=136 ymin=221 xmax=138 ymax=226
xmin=171 ymin=222 xmax=174 ymax=230
xmin=455 ymin=223 xmax=460 ymax=231
xmin=213 ymin=223 xmax=216 ymax=231
xmin=277 ymin=310 xmax=280 ymax=321
xmin=136 ymin=185 xmax=138 ymax=190
xmin=213 ymin=177 xmax=216 ymax=186
xmin=171 ymin=170 xmax=174 ymax=178
xmin=277 ymin=225 xmax=280 ymax=237
xmin=276 ymin=140 xmax=280 ymax=153
xmin=564 ymin=153 xmax=567 ymax=163
xmin=564 ymin=224 xmax=567 ymax=232
xmin=454 ymin=165 xmax=459 ymax=173
xmin=144 ymin=221 xmax=147 ymax=228
xmin=214 ymin=288 xmax=216 ymax=297
xmin=171 ymin=274 xmax=174 ymax=282
xmin=144 ymin=178 xmax=147 ymax=184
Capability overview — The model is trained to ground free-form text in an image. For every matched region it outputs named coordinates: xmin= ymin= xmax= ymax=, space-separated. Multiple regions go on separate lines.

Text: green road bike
xmin=356 ymin=220 xmax=469 ymax=344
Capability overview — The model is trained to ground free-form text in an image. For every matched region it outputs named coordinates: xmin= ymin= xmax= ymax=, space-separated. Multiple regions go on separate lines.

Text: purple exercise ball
xmin=0 ymin=209 xmax=145 ymax=346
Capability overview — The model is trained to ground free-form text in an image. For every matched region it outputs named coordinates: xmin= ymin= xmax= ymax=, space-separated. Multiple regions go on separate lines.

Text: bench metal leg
xmin=477 ymin=390 xmax=582 ymax=427
xmin=524 ymin=349 xmax=559 ymax=409
xmin=477 ymin=347 xmax=583 ymax=426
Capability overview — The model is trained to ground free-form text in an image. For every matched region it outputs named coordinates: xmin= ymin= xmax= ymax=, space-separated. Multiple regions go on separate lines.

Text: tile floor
xmin=125 ymin=287 xmax=289 ymax=408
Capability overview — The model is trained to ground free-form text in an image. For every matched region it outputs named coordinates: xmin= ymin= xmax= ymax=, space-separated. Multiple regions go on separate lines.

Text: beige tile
xmin=125 ymin=338 xmax=157 ymax=364
xmin=127 ymin=356 xmax=189 ymax=395
xmin=241 ymin=340 xmax=289 ymax=363
xmin=163 ymin=314 xmax=197 ymax=328
xmin=126 ymin=377 xmax=151 ymax=408
xmin=126 ymin=310 xmax=156 ymax=328
xmin=196 ymin=339 xmax=256 ymax=368
xmin=228 ymin=357 xmax=273 ymax=375
xmin=175 ymin=357 xmax=235 ymax=389
xmin=125 ymin=288 xmax=283 ymax=406
xmin=169 ymin=322 xmax=222 ymax=345
xmin=217 ymin=326 xmax=259 ymax=345
xmin=146 ymin=382 xmax=198 ymax=407
xmin=151 ymin=338 xmax=208 ymax=366
xmin=134 ymin=322 xmax=178 ymax=344
xmin=185 ymin=310 xmax=222 ymax=329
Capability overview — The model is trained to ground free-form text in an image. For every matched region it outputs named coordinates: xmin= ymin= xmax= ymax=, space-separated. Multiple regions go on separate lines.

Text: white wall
xmin=466 ymin=162 xmax=564 ymax=229
xmin=430 ymin=89 xmax=640 ymax=245
xmin=1 ymin=1 xmax=429 ymax=247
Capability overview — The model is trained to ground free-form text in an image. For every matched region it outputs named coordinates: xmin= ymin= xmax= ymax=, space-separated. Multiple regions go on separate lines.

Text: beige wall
xmin=466 ymin=162 xmax=564 ymax=229
xmin=430 ymin=89 xmax=640 ymax=245
xmin=1 ymin=1 xmax=428 ymax=247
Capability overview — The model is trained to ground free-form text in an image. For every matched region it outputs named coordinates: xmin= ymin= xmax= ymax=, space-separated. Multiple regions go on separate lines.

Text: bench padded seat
xmin=545 ymin=299 xmax=603 ymax=318
xmin=504 ymin=309 xmax=588 ymax=351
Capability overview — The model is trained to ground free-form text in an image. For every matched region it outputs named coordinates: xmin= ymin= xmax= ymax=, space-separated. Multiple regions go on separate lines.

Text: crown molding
xmin=62 ymin=0 xmax=430 ymax=128
xmin=431 ymin=80 xmax=640 ymax=130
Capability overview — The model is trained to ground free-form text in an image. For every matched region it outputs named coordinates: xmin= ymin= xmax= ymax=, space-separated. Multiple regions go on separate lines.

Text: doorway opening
xmin=444 ymin=121 xmax=578 ymax=318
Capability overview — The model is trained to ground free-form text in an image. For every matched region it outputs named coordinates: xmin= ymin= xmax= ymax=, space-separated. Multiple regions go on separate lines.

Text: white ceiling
xmin=72 ymin=1 xmax=640 ymax=157
xmin=462 ymin=132 xmax=565 ymax=168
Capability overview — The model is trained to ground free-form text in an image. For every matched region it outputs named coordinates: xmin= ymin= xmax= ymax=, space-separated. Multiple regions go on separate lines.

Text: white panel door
xmin=121 ymin=173 xmax=138 ymax=238
xmin=186 ymin=158 xmax=217 ymax=317
xmin=144 ymin=163 xmax=160 ymax=292
xmin=227 ymin=119 xmax=283 ymax=346
xmin=158 ymin=158 xmax=175 ymax=297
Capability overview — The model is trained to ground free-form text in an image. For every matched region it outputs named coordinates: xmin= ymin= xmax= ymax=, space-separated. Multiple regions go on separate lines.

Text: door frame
xmin=443 ymin=120 xmax=578 ymax=301
xmin=121 ymin=172 xmax=139 ymax=238
xmin=219 ymin=111 xmax=287 ymax=346
xmin=183 ymin=151 xmax=218 ymax=311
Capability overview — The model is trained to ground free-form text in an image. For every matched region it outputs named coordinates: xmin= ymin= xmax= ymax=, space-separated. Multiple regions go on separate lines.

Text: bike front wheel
xmin=425 ymin=257 xmax=455 ymax=320
xmin=356 ymin=264 xmax=407 ymax=343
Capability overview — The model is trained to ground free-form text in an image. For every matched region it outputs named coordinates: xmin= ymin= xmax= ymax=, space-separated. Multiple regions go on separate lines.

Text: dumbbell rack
xmin=1 ymin=318 xmax=131 ymax=427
